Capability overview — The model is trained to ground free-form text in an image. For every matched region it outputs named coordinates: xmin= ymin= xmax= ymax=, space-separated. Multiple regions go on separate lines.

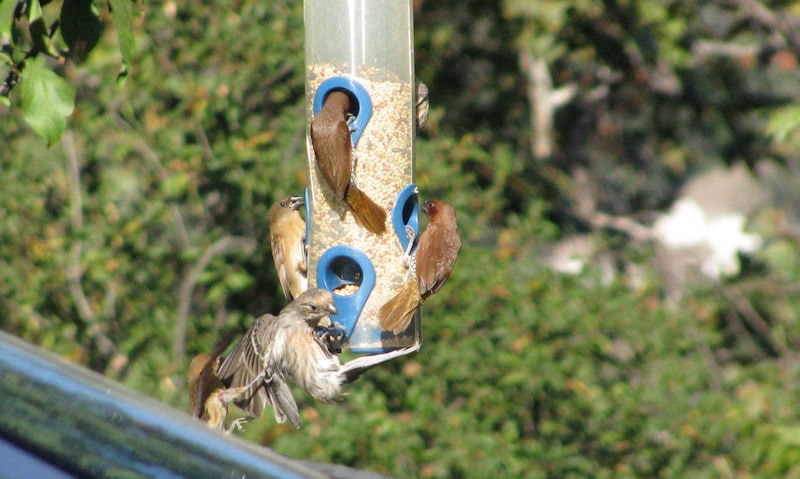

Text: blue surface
xmin=312 ymin=76 xmax=373 ymax=147
xmin=391 ymin=184 xmax=420 ymax=254
xmin=315 ymin=245 xmax=376 ymax=339
xmin=0 ymin=331 xmax=330 ymax=479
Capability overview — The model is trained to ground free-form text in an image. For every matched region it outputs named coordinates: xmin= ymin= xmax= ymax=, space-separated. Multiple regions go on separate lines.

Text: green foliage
xmin=2 ymin=0 xmax=800 ymax=478
xmin=767 ymin=105 xmax=800 ymax=144
xmin=108 ymin=0 xmax=136 ymax=68
xmin=1 ymin=0 xmax=139 ymax=143
xmin=18 ymin=56 xmax=74 ymax=145
xmin=60 ymin=0 xmax=103 ymax=61
xmin=0 ymin=0 xmax=16 ymax=38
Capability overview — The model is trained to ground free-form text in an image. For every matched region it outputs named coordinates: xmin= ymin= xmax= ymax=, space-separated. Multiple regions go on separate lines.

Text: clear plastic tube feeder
xmin=304 ymin=0 xmax=419 ymax=353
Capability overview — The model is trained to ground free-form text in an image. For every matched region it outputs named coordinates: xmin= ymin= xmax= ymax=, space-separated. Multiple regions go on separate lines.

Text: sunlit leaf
xmin=767 ymin=105 xmax=800 ymax=144
xmin=109 ymin=0 xmax=138 ymax=68
xmin=27 ymin=0 xmax=43 ymax=23
xmin=224 ymin=271 xmax=254 ymax=292
xmin=160 ymin=173 xmax=191 ymax=199
xmin=0 ymin=0 xmax=17 ymax=38
xmin=18 ymin=57 xmax=75 ymax=146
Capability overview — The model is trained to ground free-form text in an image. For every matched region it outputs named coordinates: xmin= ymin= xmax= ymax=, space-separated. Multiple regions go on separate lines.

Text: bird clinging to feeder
xmin=379 ymin=199 xmax=461 ymax=333
xmin=311 ymin=90 xmax=387 ymax=235
xmin=269 ymin=195 xmax=308 ymax=301
xmin=216 ymin=288 xmax=419 ymax=428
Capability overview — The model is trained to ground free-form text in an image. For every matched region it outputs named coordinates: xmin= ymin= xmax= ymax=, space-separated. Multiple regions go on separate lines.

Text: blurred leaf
xmin=18 ymin=56 xmax=74 ymax=145
xmin=27 ymin=0 xmax=42 ymax=23
xmin=26 ymin=0 xmax=60 ymax=57
xmin=160 ymin=173 xmax=191 ymax=199
xmin=108 ymin=0 xmax=137 ymax=73
xmin=0 ymin=0 xmax=16 ymax=38
xmin=60 ymin=0 xmax=103 ymax=61
xmin=224 ymin=271 xmax=254 ymax=292
xmin=767 ymin=105 xmax=800 ymax=144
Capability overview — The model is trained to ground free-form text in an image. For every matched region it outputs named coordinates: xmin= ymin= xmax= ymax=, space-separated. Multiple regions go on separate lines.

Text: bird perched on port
xmin=269 ymin=195 xmax=308 ymax=301
xmin=311 ymin=90 xmax=387 ymax=235
xmin=217 ymin=289 xmax=419 ymax=428
xmin=379 ymin=199 xmax=461 ymax=333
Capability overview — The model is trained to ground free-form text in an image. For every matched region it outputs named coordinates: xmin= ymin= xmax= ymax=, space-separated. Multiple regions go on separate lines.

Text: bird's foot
xmin=226 ymin=416 xmax=253 ymax=433
xmin=404 ymin=225 xmax=417 ymax=255
xmin=316 ymin=322 xmax=346 ymax=354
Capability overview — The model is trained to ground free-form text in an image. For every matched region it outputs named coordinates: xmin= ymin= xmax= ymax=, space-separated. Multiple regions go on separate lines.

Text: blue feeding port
xmin=312 ymin=76 xmax=373 ymax=147
xmin=392 ymin=183 xmax=420 ymax=253
xmin=315 ymin=245 xmax=375 ymax=339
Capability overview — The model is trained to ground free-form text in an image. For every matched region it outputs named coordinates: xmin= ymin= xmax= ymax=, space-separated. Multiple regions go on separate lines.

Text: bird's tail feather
xmin=345 ymin=186 xmax=386 ymax=234
xmin=340 ymin=345 xmax=421 ymax=384
xmin=378 ymin=280 xmax=420 ymax=333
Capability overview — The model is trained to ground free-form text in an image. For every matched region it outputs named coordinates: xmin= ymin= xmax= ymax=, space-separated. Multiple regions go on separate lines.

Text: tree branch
xmin=723 ymin=0 xmax=800 ymax=55
xmin=569 ymin=167 xmax=653 ymax=242
xmin=172 ymin=235 xmax=256 ymax=371
xmin=520 ymin=49 xmax=577 ymax=160
xmin=692 ymin=40 xmax=760 ymax=63
xmin=63 ymin=131 xmax=117 ymax=359
xmin=121 ymin=127 xmax=192 ymax=250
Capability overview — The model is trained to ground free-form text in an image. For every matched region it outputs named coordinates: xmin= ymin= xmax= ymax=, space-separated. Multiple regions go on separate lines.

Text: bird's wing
xmin=416 ymin=220 xmax=461 ymax=296
xmin=271 ymin=233 xmax=293 ymax=301
xmin=266 ymin=374 xmax=301 ymax=429
xmin=217 ymin=315 xmax=274 ymax=417
xmin=311 ymin=115 xmax=352 ymax=197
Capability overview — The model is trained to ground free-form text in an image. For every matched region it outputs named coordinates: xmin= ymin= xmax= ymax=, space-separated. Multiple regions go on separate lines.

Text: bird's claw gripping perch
xmin=404 ymin=225 xmax=416 ymax=255
xmin=316 ymin=322 xmax=347 ymax=353
xmin=403 ymin=225 xmax=417 ymax=280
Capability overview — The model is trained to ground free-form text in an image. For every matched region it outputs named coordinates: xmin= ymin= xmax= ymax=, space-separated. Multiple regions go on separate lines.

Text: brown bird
xmin=215 ymin=315 xmax=304 ymax=429
xmin=269 ymin=195 xmax=308 ymax=301
xmin=217 ymin=289 xmax=419 ymax=427
xmin=311 ymin=90 xmax=387 ymax=234
xmin=187 ymin=352 xmax=254 ymax=432
xmin=379 ymin=199 xmax=461 ymax=333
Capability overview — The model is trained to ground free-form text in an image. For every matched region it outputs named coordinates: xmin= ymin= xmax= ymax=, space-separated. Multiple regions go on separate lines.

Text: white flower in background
xmin=654 ymin=197 xmax=762 ymax=279
xmin=702 ymin=214 xmax=761 ymax=278
xmin=653 ymin=198 xmax=706 ymax=248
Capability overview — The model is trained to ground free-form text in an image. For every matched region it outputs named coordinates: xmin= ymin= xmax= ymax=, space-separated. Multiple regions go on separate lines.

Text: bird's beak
xmin=326 ymin=301 xmax=339 ymax=316
xmin=420 ymin=201 xmax=430 ymax=215
xmin=289 ymin=196 xmax=305 ymax=211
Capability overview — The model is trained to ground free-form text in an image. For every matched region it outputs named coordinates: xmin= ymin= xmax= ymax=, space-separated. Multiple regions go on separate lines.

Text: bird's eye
xmin=310 ymin=305 xmax=318 ymax=312
xmin=280 ymin=201 xmax=287 ymax=207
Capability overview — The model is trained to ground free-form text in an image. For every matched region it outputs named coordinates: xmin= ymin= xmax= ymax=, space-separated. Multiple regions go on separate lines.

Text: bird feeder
xmin=304 ymin=0 xmax=419 ymax=353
